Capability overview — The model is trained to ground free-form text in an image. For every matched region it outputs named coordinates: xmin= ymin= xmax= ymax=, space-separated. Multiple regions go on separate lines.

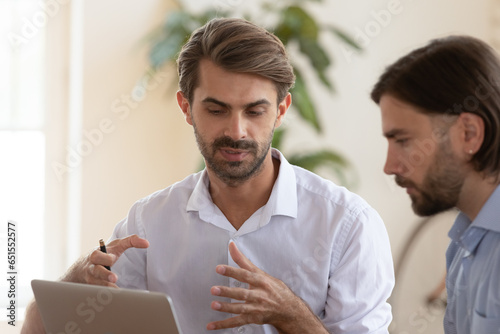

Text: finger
xmin=90 ymin=249 xmax=117 ymax=268
xmin=211 ymin=285 xmax=252 ymax=302
xmin=215 ymin=265 xmax=261 ymax=286
xmin=207 ymin=315 xmax=247 ymax=331
xmin=210 ymin=300 xmax=250 ymax=314
xmin=86 ymin=273 xmax=119 ymax=289
xmin=107 ymin=235 xmax=149 ymax=257
xmin=228 ymin=242 xmax=258 ymax=272
xmin=88 ymin=263 xmax=117 ymax=284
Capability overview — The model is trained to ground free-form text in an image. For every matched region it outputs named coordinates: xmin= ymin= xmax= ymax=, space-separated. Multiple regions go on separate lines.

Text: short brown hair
xmin=177 ymin=17 xmax=295 ymax=104
xmin=371 ymin=35 xmax=500 ymax=179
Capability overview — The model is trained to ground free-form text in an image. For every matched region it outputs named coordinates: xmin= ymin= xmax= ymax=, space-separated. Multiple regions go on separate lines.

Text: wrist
xmin=59 ymin=256 xmax=86 ymax=283
xmin=274 ymin=297 xmax=328 ymax=334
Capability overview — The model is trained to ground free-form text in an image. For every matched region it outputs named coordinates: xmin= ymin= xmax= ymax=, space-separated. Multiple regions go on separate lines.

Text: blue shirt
xmin=444 ymin=185 xmax=500 ymax=334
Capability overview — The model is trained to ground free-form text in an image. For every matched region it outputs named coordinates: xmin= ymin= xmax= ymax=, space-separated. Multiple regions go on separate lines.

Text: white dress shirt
xmin=111 ymin=149 xmax=394 ymax=333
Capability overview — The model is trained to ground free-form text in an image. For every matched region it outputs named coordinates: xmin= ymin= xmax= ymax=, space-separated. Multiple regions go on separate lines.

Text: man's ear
xmin=176 ymin=90 xmax=193 ymax=125
xmin=458 ymin=112 xmax=484 ymax=155
xmin=275 ymin=93 xmax=292 ymax=128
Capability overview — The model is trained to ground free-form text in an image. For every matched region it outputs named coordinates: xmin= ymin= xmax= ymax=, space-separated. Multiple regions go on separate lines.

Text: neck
xmin=456 ymin=172 xmax=499 ymax=221
xmin=207 ymin=152 xmax=280 ymax=230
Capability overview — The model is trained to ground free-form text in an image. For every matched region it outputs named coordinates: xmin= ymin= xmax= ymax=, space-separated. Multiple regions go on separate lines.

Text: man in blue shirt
xmin=371 ymin=35 xmax=500 ymax=334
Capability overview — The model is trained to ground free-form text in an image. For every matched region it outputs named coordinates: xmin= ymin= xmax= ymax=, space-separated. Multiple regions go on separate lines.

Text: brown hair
xmin=371 ymin=35 xmax=500 ymax=178
xmin=176 ymin=17 xmax=295 ymax=104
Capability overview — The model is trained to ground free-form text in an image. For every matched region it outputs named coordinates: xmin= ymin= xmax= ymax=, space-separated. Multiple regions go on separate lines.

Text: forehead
xmin=192 ymin=59 xmax=278 ymax=106
xmin=380 ymin=95 xmax=435 ymax=136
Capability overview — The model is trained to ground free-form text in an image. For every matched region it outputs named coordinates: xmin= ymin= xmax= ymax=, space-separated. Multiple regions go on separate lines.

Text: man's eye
xmin=395 ymin=138 xmax=409 ymax=145
xmin=208 ymin=109 xmax=223 ymax=115
xmin=247 ymin=110 xmax=263 ymax=116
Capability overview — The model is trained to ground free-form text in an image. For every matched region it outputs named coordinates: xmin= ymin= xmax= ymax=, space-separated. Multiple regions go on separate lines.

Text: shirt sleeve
xmin=108 ymin=201 xmax=148 ymax=290
xmin=324 ymin=207 xmax=395 ymax=333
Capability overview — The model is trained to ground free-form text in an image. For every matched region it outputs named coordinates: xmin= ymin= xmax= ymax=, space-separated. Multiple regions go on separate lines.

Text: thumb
xmin=107 ymin=235 xmax=149 ymax=257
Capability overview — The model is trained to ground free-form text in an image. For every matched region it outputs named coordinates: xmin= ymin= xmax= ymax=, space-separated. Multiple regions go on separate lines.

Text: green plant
xmin=145 ymin=0 xmax=361 ymax=186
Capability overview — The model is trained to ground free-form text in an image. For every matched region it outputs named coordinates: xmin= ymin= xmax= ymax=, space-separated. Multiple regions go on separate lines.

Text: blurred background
xmin=0 ymin=0 xmax=496 ymax=332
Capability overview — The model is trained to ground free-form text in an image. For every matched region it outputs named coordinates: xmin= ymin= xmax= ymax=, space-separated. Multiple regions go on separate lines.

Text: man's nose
xmin=224 ymin=113 xmax=247 ymax=140
xmin=384 ymin=146 xmax=405 ymax=176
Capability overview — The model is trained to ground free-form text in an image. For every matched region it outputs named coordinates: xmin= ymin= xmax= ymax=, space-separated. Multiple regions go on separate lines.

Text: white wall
xmin=77 ymin=0 xmax=199 ymax=253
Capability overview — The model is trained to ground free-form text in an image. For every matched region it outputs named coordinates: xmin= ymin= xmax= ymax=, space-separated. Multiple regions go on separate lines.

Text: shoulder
xmin=292 ymin=165 xmax=374 ymax=219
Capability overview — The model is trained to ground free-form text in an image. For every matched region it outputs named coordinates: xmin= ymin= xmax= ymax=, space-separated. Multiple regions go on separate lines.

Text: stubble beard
xmin=193 ymin=123 xmax=274 ymax=187
xmin=395 ymin=141 xmax=465 ymax=216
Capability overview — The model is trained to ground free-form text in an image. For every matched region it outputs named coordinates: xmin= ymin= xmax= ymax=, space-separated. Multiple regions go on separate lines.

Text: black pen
xmin=99 ymin=239 xmax=111 ymax=271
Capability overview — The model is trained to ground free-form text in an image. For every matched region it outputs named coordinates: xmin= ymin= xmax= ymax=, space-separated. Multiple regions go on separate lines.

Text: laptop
xmin=31 ymin=279 xmax=183 ymax=334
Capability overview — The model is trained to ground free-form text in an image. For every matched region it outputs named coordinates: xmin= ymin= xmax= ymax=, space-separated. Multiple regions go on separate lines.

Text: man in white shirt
xmin=22 ymin=18 xmax=394 ymax=333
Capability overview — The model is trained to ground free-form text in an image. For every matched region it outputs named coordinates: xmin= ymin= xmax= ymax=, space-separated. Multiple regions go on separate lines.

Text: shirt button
xmin=234 ymin=281 xmax=241 ymax=287
xmin=237 ymin=326 xmax=246 ymax=333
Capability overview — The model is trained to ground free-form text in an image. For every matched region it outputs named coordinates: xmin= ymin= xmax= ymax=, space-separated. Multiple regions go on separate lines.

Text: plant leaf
xmin=149 ymin=33 xmax=185 ymax=68
xmin=287 ymin=149 xmax=348 ymax=170
xmin=324 ymin=24 xmax=363 ymax=51
xmin=147 ymin=11 xmax=193 ymax=68
xmin=276 ymin=6 xmax=319 ymax=41
xmin=287 ymin=149 xmax=352 ymax=185
xmin=297 ymin=36 xmax=333 ymax=91
xmin=272 ymin=127 xmax=287 ymax=150
xmin=291 ymin=69 xmax=321 ymax=132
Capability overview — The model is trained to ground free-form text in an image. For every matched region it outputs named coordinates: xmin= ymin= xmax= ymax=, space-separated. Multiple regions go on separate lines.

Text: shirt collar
xmin=472 ymin=184 xmax=500 ymax=233
xmin=185 ymin=148 xmax=298 ymax=220
xmin=263 ymin=149 xmax=298 ymax=219
xmin=185 ymin=169 xmax=213 ymax=214
xmin=448 ymin=184 xmax=500 ymax=253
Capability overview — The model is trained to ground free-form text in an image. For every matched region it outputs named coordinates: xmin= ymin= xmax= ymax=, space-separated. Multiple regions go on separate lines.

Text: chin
xmin=411 ymin=202 xmax=454 ymax=217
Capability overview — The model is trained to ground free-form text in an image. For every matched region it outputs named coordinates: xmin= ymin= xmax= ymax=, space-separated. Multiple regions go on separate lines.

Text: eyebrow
xmin=201 ymin=97 xmax=271 ymax=110
xmin=383 ymin=128 xmax=409 ymax=139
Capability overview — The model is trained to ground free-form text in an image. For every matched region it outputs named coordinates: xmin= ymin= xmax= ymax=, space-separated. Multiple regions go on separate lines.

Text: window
xmin=0 ymin=0 xmax=47 ymax=318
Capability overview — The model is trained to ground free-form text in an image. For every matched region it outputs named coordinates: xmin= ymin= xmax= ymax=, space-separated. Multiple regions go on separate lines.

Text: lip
xmin=219 ymin=148 xmax=249 ymax=162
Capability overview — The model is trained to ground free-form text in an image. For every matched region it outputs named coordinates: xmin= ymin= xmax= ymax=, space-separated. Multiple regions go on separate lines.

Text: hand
xmin=206 ymin=242 xmax=328 ymax=333
xmin=61 ymin=234 xmax=149 ymax=288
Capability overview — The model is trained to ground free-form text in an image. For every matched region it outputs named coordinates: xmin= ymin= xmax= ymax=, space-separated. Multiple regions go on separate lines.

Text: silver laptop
xmin=31 ymin=279 xmax=183 ymax=334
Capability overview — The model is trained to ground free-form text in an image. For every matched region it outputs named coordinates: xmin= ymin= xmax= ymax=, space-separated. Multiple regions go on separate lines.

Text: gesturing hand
xmin=62 ymin=234 xmax=149 ymax=288
xmin=206 ymin=242 xmax=328 ymax=333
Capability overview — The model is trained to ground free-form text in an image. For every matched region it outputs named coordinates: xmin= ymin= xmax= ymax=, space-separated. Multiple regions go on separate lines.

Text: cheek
xmin=197 ymin=127 xmax=217 ymax=143
xmin=405 ymin=147 xmax=437 ymax=178
xmin=387 ymin=143 xmax=434 ymax=179
xmin=255 ymin=125 xmax=275 ymax=142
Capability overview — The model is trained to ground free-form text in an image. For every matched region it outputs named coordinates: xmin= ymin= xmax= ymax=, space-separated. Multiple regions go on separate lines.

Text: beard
xmin=395 ymin=141 xmax=465 ymax=216
xmin=193 ymin=124 xmax=274 ymax=187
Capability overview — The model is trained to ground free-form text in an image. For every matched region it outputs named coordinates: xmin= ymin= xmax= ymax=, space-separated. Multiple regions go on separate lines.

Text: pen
xmin=99 ymin=239 xmax=111 ymax=271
